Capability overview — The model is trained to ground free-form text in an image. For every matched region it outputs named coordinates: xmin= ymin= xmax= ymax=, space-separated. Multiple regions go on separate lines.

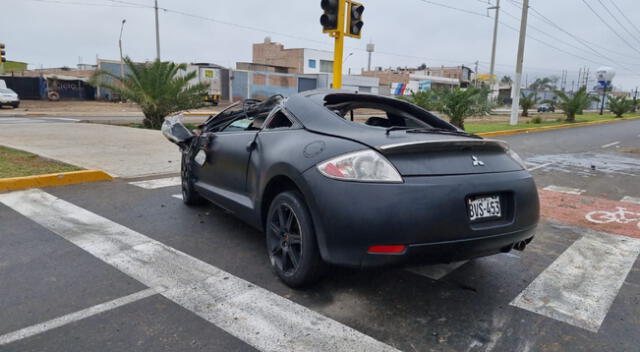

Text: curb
xmin=0 ymin=170 xmax=113 ymax=192
xmin=476 ymin=116 xmax=640 ymax=138
xmin=184 ymin=112 xmax=217 ymax=117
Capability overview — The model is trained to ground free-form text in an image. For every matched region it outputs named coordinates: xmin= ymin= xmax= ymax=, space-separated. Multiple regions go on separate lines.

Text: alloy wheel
xmin=267 ymin=203 xmax=303 ymax=276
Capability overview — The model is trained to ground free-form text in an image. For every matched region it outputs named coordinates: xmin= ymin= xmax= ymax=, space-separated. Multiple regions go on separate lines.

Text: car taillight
xmin=367 ymin=245 xmax=406 ymax=254
xmin=317 ymin=149 xmax=403 ymax=183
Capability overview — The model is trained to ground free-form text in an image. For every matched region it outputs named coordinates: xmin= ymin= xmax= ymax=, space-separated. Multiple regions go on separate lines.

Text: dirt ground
xmin=0 ymin=100 xmax=227 ymax=116
xmin=1 ymin=99 xmax=563 ymax=123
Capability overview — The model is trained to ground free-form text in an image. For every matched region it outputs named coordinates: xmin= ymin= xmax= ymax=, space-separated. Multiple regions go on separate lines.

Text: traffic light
xmin=320 ymin=0 xmax=340 ymax=32
xmin=345 ymin=1 xmax=364 ymax=38
xmin=0 ymin=43 xmax=5 ymax=63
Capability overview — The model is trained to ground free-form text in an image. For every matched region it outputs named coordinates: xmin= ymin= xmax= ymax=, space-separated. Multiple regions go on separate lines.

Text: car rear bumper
xmin=301 ymin=168 xmax=540 ymax=268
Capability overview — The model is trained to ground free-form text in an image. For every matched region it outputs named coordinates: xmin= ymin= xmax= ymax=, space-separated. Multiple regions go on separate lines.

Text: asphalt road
xmin=1 ymin=120 xmax=639 ymax=352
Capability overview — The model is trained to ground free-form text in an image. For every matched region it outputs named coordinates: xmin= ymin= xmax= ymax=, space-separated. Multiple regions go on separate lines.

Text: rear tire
xmin=181 ymin=150 xmax=207 ymax=206
xmin=266 ymin=190 xmax=325 ymax=288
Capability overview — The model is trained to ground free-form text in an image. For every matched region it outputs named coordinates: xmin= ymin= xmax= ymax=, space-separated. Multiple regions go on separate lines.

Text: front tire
xmin=181 ymin=150 xmax=207 ymax=206
xmin=266 ymin=191 xmax=325 ymax=287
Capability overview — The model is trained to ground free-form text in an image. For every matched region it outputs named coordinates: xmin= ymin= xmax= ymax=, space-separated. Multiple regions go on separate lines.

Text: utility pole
xmin=474 ymin=60 xmax=479 ymax=88
xmin=633 ymin=86 xmax=638 ymax=112
xmin=119 ymin=19 xmax=126 ymax=80
xmin=366 ymin=42 xmax=374 ymax=71
xmin=154 ymin=0 xmax=161 ymax=60
xmin=509 ymin=0 xmax=529 ymax=126
xmin=488 ymin=0 xmax=500 ymax=96
xmin=577 ymin=67 xmax=582 ymax=89
xmin=584 ymin=67 xmax=590 ymax=88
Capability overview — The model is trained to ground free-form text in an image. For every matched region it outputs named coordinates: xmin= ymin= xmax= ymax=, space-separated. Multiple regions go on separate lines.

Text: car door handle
xmin=246 ymin=140 xmax=257 ymax=152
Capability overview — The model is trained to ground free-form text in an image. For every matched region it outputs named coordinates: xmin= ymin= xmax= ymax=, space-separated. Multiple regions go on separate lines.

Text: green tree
xmin=607 ymin=95 xmax=633 ymax=117
xmin=404 ymin=87 xmax=493 ymax=129
xmin=500 ymin=75 xmax=512 ymax=84
xmin=519 ymin=92 xmax=539 ymax=117
xmin=554 ymin=87 xmax=599 ymax=122
xmin=529 ymin=76 xmax=558 ymax=92
xmin=400 ymin=89 xmax=440 ymax=111
xmin=91 ymin=57 xmax=208 ymax=129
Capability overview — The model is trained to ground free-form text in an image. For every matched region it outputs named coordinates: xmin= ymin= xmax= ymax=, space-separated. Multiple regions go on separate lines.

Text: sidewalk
xmin=0 ymin=123 xmax=180 ymax=178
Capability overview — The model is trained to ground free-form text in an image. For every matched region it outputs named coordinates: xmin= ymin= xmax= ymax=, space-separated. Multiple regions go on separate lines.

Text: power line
xmin=24 ymin=0 xmax=146 ymax=8
xmin=526 ymin=5 xmax=640 ymax=62
xmin=500 ymin=3 xmax=638 ymax=72
xmin=580 ymin=0 xmax=640 ymax=56
xmin=414 ymin=0 xmax=488 ymax=17
xmin=606 ymin=0 xmax=640 ymax=38
xmin=595 ymin=0 xmax=640 ymax=47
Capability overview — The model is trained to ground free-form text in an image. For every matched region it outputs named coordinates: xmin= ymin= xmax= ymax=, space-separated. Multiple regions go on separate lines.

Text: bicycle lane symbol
xmin=538 ymin=189 xmax=640 ymax=238
xmin=586 ymin=207 xmax=640 ymax=229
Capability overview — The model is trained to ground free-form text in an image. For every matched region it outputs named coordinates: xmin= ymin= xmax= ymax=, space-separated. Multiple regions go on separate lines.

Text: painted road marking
xmin=406 ymin=261 xmax=468 ymax=280
xmin=585 ymin=207 xmax=640 ymax=229
xmin=171 ymin=193 xmax=183 ymax=200
xmin=621 ymin=196 xmax=640 ymax=205
xmin=0 ymin=189 xmax=398 ymax=352
xmin=601 ymin=141 xmax=620 ymax=148
xmin=539 ymin=189 xmax=640 ymax=238
xmin=527 ymin=162 xmax=552 ymax=171
xmin=129 ymin=177 xmax=181 ymax=189
xmin=543 ymin=185 xmax=585 ymax=195
xmin=0 ymin=288 xmax=159 ymax=345
xmin=511 ymin=229 xmax=640 ymax=332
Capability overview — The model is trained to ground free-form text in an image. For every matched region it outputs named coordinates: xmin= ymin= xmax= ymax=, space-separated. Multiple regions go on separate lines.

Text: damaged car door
xmin=194 ymin=111 xmax=267 ymax=212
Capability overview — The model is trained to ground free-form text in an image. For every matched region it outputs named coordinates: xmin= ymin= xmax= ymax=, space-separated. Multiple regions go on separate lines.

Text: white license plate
xmin=468 ymin=195 xmax=501 ymax=221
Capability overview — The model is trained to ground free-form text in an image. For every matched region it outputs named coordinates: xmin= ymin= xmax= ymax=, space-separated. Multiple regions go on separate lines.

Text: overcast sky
xmin=3 ymin=0 xmax=640 ymax=90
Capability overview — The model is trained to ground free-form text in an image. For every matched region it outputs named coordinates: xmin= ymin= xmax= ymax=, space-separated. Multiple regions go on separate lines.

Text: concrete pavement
xmin=0 ymin=122 xmax=180 ymax=178
xmin=0 ymin=120 xmax=639 ymax=351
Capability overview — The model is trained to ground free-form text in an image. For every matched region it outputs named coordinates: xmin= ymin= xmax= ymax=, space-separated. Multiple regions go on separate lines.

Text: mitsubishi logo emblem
xmin=472 ymin=156 xmax=485 ymax=166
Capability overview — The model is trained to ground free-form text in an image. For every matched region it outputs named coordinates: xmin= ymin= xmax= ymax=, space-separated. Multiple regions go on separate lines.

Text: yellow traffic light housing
xmin=345 ymin=1 xmax=364 ymax=38
xmin=0 ymin=43 xmax=5 ymax=63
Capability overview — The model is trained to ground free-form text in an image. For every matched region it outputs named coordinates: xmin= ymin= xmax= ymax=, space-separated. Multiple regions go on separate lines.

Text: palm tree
xmin=529 ymin=76 xmax=557 ymax=92
xmin=519 ymin=92 xmax=539 ymax=117
xmin=607 ymin=95 xmax=634 ymax=117
xmin=554 ymin=87 xmax=599 ymax=122
xmin=438 ymin=87 xmax=492 ymax=130
xmin=91 ymin=57 xmax=208 ymax=129
xmin=500 ymin=75 xmax=512 ymax=85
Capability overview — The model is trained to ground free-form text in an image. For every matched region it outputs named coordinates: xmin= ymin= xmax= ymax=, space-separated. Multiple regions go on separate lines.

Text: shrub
xmin=607 ymin=95 xmax=633 ymax=118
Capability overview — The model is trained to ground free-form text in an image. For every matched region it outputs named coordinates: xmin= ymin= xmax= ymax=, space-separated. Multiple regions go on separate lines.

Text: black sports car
xmin=162 ymin=90 xmax=539 ymax=287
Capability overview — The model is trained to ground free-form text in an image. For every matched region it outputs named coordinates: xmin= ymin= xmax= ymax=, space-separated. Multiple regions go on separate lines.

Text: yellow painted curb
xmin=0 ymin=170 xmax=112 ymax=192
xmin=184 ymin=112 xmax=216 ymax=117
xmin=476 ymin=116 xmax=640 ymax=138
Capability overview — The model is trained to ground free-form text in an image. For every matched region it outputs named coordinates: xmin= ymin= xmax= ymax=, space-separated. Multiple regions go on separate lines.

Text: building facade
xmin=252 ymin=38 xmax=333 ymax=74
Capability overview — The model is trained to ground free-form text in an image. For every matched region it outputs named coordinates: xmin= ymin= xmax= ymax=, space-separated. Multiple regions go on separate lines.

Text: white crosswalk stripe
xmin=129 ymin=177 xmax=181 ymax=189
xmin=0 ymin=189 xmax=398 ymax=352
xmin=0 ymin=288 xmax=159 ymax=345
xmin=511 ymin=229 xmax=640 ymax=332
xmin=621 ymin=196 xmax=640 ymax=205
xmin=542 ymin=185 xmax=586 ymax=195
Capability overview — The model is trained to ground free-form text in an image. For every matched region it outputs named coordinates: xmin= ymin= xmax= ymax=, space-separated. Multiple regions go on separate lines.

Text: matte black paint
xmin=189 ymin=90 xmax=540 ymax=267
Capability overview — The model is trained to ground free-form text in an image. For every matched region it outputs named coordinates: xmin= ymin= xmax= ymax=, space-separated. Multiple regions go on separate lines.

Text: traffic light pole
xmin=332 ymin=31 xmax=344 ymax=89
xmin=331 ymin=0 xmax=346 ymax=89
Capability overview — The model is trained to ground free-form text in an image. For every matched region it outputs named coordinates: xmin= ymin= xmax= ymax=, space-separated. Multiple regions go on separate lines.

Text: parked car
xmin=537 ymin=103 xmax=555 ymax=112
xmin=0 ymin=88 xmax=20 ymax=108
xmin=163 ymin=90 xmax=540 ymax=287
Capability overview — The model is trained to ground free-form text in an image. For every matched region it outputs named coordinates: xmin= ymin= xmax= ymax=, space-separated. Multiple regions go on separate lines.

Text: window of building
xmin=320 ymin=60 xmax=333 ymax=73
xmin=308 ymin=59 xmax=317 ymax=69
